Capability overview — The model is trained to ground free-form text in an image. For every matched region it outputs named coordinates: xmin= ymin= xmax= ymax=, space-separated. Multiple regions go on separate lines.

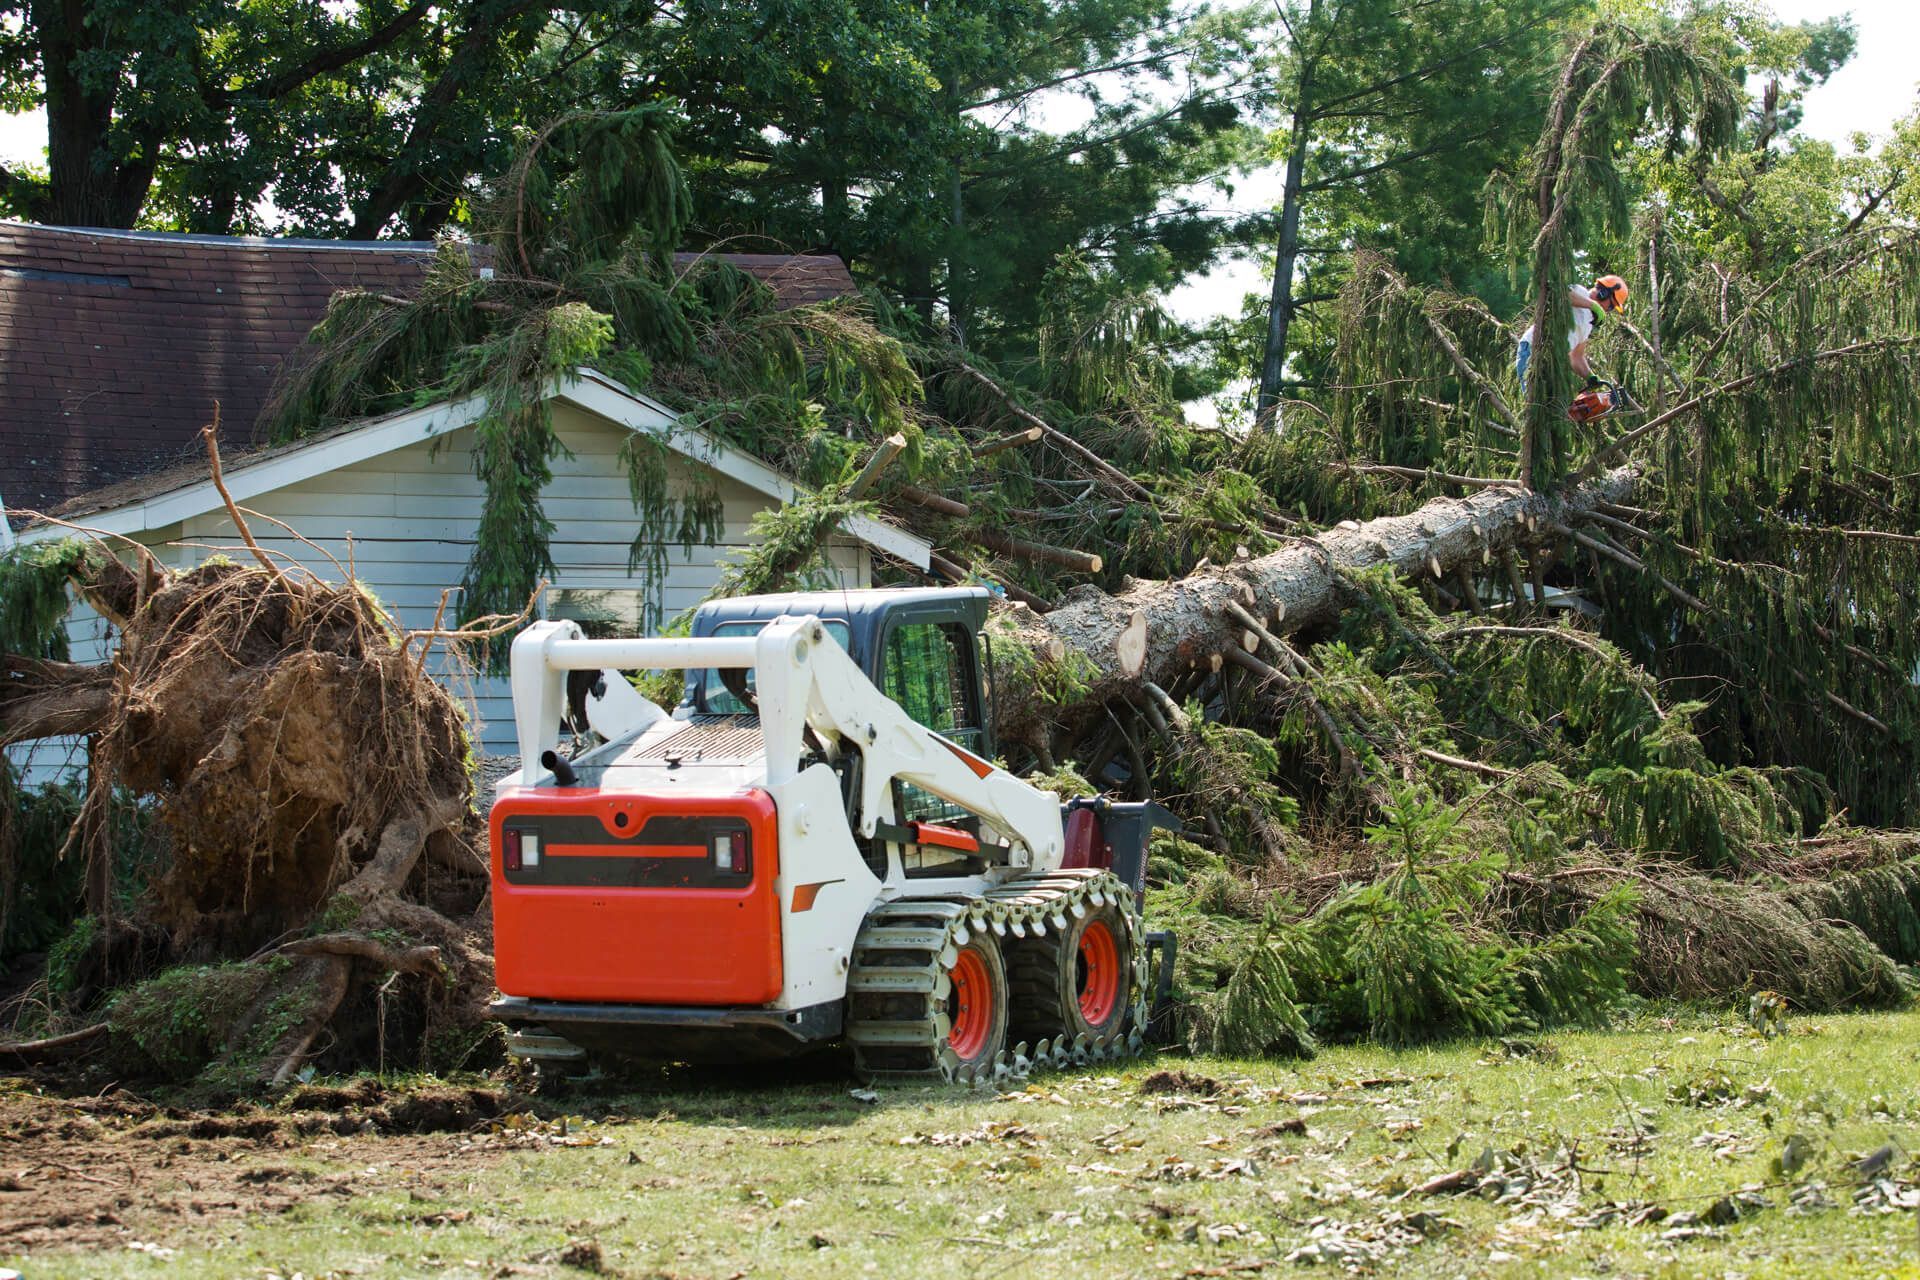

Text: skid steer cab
xmin=487 ymin=587 xmax=1177 ymax=1084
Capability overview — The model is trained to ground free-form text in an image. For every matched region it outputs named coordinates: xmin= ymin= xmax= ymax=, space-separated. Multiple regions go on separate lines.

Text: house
xmin=2 ymin=223 xmax=930 ymax=770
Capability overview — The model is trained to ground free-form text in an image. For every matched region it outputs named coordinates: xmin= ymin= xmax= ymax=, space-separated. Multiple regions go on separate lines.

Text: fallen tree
xmin=7 ymin=20 xmax=1920 ymax=1079
xmin=989 ymin=467 xmax=1638 ymax=749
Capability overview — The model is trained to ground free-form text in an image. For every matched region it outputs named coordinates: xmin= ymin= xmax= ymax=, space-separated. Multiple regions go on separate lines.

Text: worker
xmin=1516 ymin=274 xmax=1629 ymax=385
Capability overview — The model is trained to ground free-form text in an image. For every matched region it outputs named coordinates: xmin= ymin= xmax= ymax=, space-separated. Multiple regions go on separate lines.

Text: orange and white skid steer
xmin=487 ymin=587 xmax=1177 ymax=1084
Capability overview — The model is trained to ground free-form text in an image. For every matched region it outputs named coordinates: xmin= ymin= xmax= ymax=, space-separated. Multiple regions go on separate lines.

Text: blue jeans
xmin=1515 ymin=337 xmax=1532 ymax=384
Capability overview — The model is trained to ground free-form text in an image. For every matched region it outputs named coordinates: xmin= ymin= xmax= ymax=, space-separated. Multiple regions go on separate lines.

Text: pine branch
xmin=946 ymin=359 xmax=1155 ymax=504
xmin=1302 ymin=1 xmax=1580 ymax=119
xmin=1434 ymin=624 xmax=1665 ymax=720
xmin=1575 ymin=338 xmax=1920 ymax=482
xmin=1344 ymin=463 xmax=1515 ymax=489
xmin=1552 ymin=520 xmax=1709 ymax=611
xmin=1580 ymin=512 xmax=1902 ymax=679
xmin=1302 ymin=129 xmax=1499 ymax=195
xmin=1552 ymin=522 xmax=1893 ymax=736
xmin=1768 ymin=524 xmax=1920 ymax=549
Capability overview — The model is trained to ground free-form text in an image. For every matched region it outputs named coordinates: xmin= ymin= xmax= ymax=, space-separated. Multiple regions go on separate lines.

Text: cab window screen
xmin=882 ymin=623 xmax=974 ymax=735
xmin=883 ymin=622 xmax=982 ymax=834
xmin=697 ymin=620 xmax=850 ymax=713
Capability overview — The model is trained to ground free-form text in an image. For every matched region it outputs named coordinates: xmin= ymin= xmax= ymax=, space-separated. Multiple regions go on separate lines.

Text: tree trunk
xmin=1 ymin=655 xmax=117 ymax=744
xmin=945 ymin=92 xmax=969 ymax=345
xmin=33 ymin=0 xmax=156 ymax=228
xmin=348 ymin=0 xmax=547 ymax=239
xmin=821 ymin=173 xmax=850 ymax=260
xmin=1253 ymin=23 xmax=1318 ymax=433
xmin=991 ymin=466 xmax=1640 ymax=745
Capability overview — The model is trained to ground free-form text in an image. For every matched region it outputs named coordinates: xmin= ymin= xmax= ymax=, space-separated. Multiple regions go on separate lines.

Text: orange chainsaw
xmin=1567 ymin=377 xmax=1623 ymax=424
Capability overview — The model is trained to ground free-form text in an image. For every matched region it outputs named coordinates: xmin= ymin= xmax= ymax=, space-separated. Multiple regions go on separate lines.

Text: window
xmin=882 ymin=623 xmax=977 ymax=739
xmin=882 ymin=623 xmax=985 ymax=853
xmin=695 ymin=619 xmax=851 ymax=714
xmin=548 ymin=587 xmax=649 ymax=639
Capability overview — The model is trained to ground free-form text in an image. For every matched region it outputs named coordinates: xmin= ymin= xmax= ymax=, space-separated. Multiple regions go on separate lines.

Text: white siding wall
xmin=164 ymin=403 xmax=871 ymax=756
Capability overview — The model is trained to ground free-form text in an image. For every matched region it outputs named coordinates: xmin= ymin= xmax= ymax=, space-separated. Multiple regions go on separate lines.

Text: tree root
xmin=264 ymin=956 xmax=352 ymax=1088
xmin=0 ymin=1023 xmax=110 ymax=1065
xmin=280 ymin=933 xmax=444 ymax=977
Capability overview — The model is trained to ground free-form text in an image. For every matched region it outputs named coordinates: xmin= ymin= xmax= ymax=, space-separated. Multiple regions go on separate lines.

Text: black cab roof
xmin=684 ymin=587 xmax=994 ymax=710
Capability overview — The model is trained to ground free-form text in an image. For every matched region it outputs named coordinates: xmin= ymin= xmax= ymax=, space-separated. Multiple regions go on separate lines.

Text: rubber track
xmin=844 ymin=868 xmax=1149 ymax=1086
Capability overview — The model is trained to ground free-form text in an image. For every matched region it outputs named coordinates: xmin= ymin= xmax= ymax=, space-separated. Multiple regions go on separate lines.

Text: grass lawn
xmin=6 ymin=1007 xmax=1918 ymax=1278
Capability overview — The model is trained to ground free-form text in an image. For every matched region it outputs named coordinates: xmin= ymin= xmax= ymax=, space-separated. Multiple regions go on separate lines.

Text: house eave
xmin=19 ymin=370 xmax=932 ymax=571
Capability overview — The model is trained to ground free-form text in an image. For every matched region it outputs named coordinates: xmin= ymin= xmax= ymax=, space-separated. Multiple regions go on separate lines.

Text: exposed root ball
xmin=93 ymin=560 xmax=470 ymax=949
xmin=6 ymin=540 xmax=493 ymax=1089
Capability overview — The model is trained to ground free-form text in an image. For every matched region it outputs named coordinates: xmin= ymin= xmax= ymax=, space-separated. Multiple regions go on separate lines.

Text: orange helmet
xmin=1592 ymin=274 xmax=1629 ymax=312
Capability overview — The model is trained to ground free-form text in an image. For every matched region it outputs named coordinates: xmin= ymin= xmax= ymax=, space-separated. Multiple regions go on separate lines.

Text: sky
xmin=2 ymin=0 xmax=1914 ymax=326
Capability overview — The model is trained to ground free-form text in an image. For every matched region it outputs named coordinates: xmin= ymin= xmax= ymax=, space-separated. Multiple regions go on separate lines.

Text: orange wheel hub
xmin=948 ymin=946 xmax=993 ymax=1060
xmin=1076 ymin=919 xmax=1122 ymax=1026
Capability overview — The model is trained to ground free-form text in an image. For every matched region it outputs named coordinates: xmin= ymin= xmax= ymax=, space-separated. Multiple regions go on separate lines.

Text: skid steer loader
xmin=487 ymin=587 xmax=1177 ymax=1084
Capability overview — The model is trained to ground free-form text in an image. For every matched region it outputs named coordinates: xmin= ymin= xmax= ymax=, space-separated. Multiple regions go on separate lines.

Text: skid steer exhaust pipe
xmin=539 ymin=749 xmax=579 ymax=787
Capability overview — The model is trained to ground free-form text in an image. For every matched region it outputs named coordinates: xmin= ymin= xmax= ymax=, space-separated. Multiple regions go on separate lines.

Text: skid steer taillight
xmin=712 ymin=831 xmax=749 ymax=877
xmin=502 ymin=828 xmax=521 ymax=872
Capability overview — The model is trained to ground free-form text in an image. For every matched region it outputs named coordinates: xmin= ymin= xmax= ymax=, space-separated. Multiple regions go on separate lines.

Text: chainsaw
xmin=1567 ymin=376 xmax=1624 ymax=424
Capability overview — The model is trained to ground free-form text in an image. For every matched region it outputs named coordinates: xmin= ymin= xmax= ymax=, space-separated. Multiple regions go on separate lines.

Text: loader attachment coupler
xmin=1060 ymin=797 xmax=1180 ymax=900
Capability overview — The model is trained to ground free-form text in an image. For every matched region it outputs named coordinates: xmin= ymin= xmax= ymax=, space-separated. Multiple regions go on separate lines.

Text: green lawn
xmin=10 ymin=1007 xmax=1920 ymax=1278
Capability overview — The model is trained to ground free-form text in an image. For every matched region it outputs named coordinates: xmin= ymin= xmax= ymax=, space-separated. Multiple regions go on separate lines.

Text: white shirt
xmin=1522 ymin=285 xmax=1596 ymax=351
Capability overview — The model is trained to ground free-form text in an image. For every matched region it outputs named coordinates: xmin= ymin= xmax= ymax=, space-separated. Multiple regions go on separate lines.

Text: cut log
xmin=1115 ymin=610 xmax=1149 ymax=679
xmin=930 ymin=550 xmax=1053 ymax=612
xmin=971 ymin=426 xmax=1044 ymax=457
xmin=990 ymin=467 xmax=1639 ymax=744
xmin=898 ymin=485 xmax=971 ymax=518
xmin=846 ymin=432 xmax=909 ymax=499
xmin=974 ymin=530 xmax=1102 ymax=574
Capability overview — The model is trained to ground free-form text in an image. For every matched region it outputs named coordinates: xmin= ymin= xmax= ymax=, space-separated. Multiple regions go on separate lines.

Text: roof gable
xmin=0 ymin=222 xmax=856 ymax=519
xmin=23 ymin=369 xmax=929 ymax=570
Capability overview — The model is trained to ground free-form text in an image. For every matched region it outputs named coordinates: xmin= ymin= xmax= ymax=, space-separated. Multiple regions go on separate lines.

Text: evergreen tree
xmin=1246 ymin=0 xmax=1574 ymax=431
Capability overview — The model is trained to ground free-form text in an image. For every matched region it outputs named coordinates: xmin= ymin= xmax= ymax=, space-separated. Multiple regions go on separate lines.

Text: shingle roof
xmin=0 ymin=222 xmax=856 ymax=525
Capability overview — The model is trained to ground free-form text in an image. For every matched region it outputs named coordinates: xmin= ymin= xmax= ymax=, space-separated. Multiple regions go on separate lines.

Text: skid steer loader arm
xmin=508 ymin=615 xmax=1063 ymax=866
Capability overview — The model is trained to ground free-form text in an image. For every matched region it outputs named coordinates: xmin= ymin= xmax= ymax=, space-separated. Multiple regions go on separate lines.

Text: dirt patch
xmin=1253 ymin=1116 xmax=1308 ymax=1138
xmin=1138 ymin=1068 xmax=1224 ymax=1095
xmin=0 ymin=1079 xmax=515 ymax=1254
xmin=380 ymin=1084 xmax=515 ymax=1133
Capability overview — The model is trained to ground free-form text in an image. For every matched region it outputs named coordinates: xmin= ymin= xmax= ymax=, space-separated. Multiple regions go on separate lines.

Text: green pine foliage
xmin=0 ymin=779 xmax=85 ymax=964
xmin=1186 ymin=899 xmax=1319 ymax=1059
xmin=1176 ymin=789 xmax=1641 ymax=1054
xmin=0 ymin=539 xmax=99 ymax=662
xmin=262 ymin=106 xmax=924 ymax=632
xmin=1788 ymin=857 xmax=1920 ymax=968
xmin=1157 ymin=707 xmax=1302 ymax=866
xmin=1485 ymin=21 xmax=1739 ymax=486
